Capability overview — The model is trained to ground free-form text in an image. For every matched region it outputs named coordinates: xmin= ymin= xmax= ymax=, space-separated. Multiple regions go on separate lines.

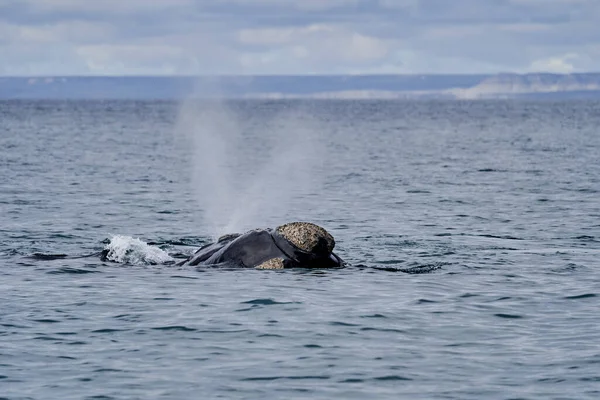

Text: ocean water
xmin=1 ymin=99 xmax=599 ymax=399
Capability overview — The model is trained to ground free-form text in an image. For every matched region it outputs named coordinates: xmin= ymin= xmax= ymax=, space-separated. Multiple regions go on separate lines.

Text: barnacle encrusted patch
xmin=255 ymin=257 xmax=285 ymax=269
xmin=275 ymin=222 xmax=334 ymax=254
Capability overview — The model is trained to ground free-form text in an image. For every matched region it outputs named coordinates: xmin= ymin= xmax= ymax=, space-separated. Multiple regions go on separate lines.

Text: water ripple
xmin=150 ymin=326 xmax=197 ymax=332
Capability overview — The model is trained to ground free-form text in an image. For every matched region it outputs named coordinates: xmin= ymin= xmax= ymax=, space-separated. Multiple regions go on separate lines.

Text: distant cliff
xmin=449 ymin=73 xmax=600 ymax=99
xmin=2 ymin=73 xmax=600 ymax=99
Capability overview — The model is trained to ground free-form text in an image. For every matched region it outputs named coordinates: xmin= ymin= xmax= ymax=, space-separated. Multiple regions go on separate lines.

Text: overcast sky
xmin=1 ymin=0 xmax=598 ymax=76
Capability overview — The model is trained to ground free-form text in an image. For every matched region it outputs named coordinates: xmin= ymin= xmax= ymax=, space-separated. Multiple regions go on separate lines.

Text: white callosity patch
xmin=103 ymin=235 xmax=173 ymax=265
xmin=276 ymin=222 xmax=335 ymax=254
xmin=255 ymin=257 xmax=285 ymax=269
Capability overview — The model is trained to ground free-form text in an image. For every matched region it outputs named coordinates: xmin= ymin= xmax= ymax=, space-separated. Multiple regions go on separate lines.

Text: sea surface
xmin=1 ymin=99 xmax=599 ymax=399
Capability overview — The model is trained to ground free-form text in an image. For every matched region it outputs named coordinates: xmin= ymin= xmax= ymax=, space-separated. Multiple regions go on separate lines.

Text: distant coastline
xmin=2 ymin=73 xmax=600 ymax=100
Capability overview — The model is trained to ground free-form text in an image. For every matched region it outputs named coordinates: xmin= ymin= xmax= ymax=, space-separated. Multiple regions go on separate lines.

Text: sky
xmin=1 ymin=0 xmax=599 ymax=76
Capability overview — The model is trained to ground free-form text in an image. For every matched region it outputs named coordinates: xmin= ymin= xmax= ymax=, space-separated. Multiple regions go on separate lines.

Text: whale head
xmin=274 ymin=222 xmax=335 ymax=257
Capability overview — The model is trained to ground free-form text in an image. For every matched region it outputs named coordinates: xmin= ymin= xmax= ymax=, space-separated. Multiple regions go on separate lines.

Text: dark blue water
xmin=1 ymin=99 xmax=599 ymax=399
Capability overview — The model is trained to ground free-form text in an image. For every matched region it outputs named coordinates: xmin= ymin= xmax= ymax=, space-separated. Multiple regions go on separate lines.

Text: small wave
xmin=374 ymin=375 xmax=412 ymax=381
xmin=102 ymin=235 xmax=173 ymax=265
xmin=151 ymin=326 xmax=197 ymax=332
xmin=241 ymin=298 xmax=297 ymax=305
xmin=47 ymin=267 xmax=100 ymax=274
xmin=147 ymin=236 xmax=207 ymax=247
xmin=28 ymin=253 xmax=69 ymax=260
xmin=369 ymin=264 xmax=443 ymax=274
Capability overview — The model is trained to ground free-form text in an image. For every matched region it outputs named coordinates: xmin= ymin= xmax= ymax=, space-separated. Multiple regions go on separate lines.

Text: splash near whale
xmin=180 ymin=222 xmax=346 ymax=269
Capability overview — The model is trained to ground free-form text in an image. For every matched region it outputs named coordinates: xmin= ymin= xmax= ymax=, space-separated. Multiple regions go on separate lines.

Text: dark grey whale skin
xmin=181 ymin=228 xmax=345 ymax=269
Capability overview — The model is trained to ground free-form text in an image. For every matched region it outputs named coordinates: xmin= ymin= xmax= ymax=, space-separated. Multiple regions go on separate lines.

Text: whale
xmin=180 ymin=222 xmax=346 ymax=269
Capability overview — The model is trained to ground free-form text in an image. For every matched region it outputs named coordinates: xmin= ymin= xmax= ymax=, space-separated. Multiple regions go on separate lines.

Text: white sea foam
xmin=103 ymin=235 xmax=173 ymax=265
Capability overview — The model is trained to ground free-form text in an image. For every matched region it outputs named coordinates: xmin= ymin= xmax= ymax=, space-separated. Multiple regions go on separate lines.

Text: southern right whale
xmin=180 ymin=222 xmax=346 ymax=269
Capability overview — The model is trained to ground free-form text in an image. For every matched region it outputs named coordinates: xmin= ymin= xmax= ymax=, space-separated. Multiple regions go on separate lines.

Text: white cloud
xmin=530 ymin=57 xmax=575 ymax=73
xmin=528 ymin=53 xmax=589 ymax=73
xmin=509 ymin=0 xmax=589 ymax=4
xmin=498 ymin=23 xmax=550 ymax=33
xmin=0 ymin=20 xmax=117 ymax=44
xmin=0 ymin=44 xmax=88 ymax=75
xmin=378 ymin=0 xmax=420 ymax=10
xmin=237 ymin=24 xmax=390 ymax=73
xmin=238 ymin=26 xmax=313 ymax=46
xmin=76 ymin=44 xmax=184 ymax=75
xmin=14 ymin=0 xmax=195 ymax=15
xmin=221 ymin=0 xmax=359 ymax=11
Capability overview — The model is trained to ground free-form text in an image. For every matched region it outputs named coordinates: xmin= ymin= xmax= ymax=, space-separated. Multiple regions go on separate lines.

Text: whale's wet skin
xmin=180 ymin=222 xmax=345 ymax=269
xmin=2 ymin=100 xmax=600 ymax=400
